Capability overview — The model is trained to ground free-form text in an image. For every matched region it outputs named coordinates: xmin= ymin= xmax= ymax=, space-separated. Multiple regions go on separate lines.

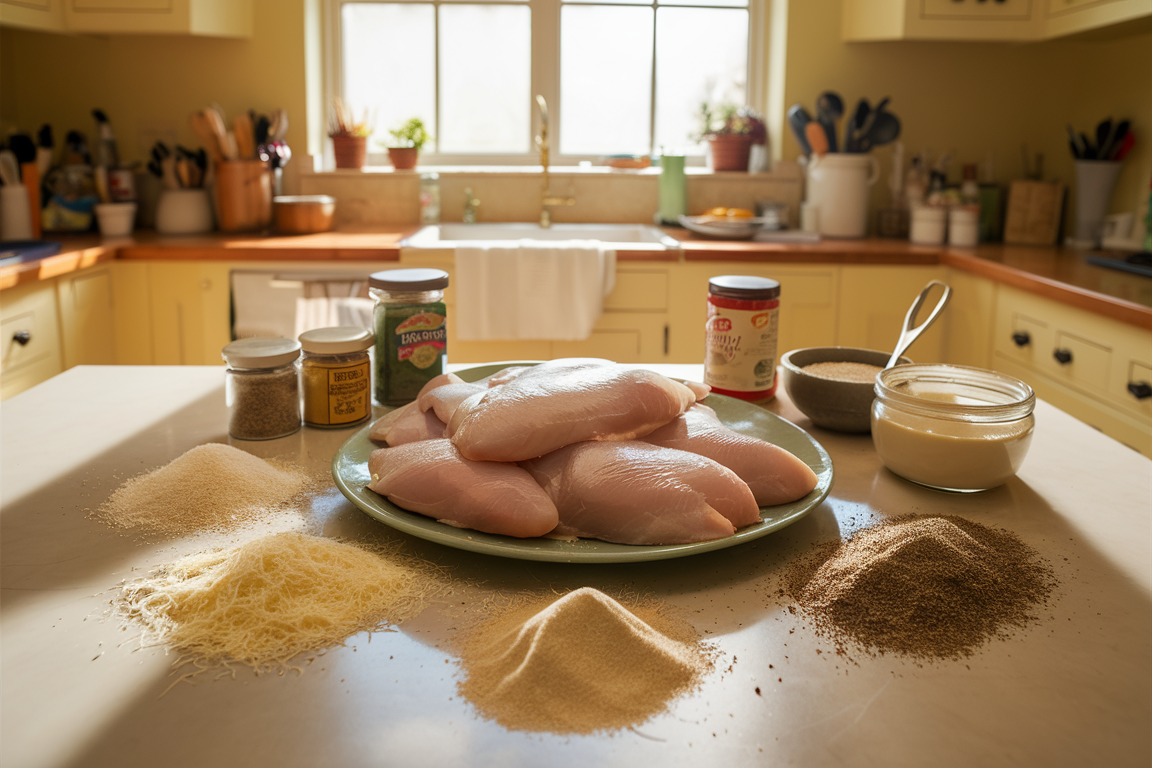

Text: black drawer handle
xmin=12 ymin=330 xmax=31 ymax=346
xmin=1053 ymin=349 xmax=1072 ymax=364
xmin=1011 ymin=331 xmax=1030 ymax=347
xmin=1128 ymin=381 xmax=1152 ymax=400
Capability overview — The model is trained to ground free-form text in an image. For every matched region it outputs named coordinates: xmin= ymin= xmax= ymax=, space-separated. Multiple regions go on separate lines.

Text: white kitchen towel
xmin=455 ymin=239 xmax=616 ymax=341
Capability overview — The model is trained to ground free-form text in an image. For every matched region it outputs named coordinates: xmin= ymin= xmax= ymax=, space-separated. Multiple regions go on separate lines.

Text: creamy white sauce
xmin=871 ymin=405 xmax=1034 ymax=492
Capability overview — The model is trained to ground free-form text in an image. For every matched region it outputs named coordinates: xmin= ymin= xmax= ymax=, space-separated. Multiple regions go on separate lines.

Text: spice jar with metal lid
xmin=299 ymin=326 xmax=374 ymax=428
xmin=370 ymin=268 xmax=449 ymax=405
xmin=221 ymin=337 xmax=301 ymax=440
xmin=871 ymin=364 xmax=1036 ymax=493
xmin=704 ymin=275 xmax=781 ymax=401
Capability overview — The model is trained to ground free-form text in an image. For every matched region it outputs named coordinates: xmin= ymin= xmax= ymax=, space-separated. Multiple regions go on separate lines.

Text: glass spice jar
xmin=704 ymin=275 xmax=781 ymax=402
xmin=871 ymin=364 xmax=1036 ymax=493
xmin=221 ymin=337 xmax=302 ymax=440
xmin=370 ymin=268 xmax=449 ymax=406
xmin=298 ymin=326 xmax=374 ymax=428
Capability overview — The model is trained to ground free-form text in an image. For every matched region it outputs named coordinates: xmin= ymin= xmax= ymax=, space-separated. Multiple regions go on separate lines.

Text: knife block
xmin=214 ymin=160 xmax=272 ymax=233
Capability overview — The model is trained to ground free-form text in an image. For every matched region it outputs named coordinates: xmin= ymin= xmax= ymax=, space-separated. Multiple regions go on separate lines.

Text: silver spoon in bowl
xmin=887 ymin=280 xmax=952 ymax=369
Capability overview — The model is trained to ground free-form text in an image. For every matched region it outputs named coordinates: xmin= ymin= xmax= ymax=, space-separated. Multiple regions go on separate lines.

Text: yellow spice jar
xmin=299 ymin=326 xmax=375 ymax=428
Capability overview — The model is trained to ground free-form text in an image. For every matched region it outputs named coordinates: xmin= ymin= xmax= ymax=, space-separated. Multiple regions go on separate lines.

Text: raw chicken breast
xmin=367 ymin=440 xmax=559 ymax=538
xmin=643 ymin=403 xmax=819 ymax=506
xmin=522 ymin=441 xmax=761 ymax=545
xmin=417 ymin=376 xmax=486 ymax=424
xmin=368 ymin=401 xmax=447 ymax=445
xmin=449 ymin=360 xmax=699 ymax=462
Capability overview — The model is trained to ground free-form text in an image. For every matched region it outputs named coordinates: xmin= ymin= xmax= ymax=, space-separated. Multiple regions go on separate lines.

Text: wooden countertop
xmin=4 ymin=227 xmax=1150 ymax=329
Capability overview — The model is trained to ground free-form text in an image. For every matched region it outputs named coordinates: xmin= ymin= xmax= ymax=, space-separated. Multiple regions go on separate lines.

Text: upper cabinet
xmin=0 ymin=0 xmax=252 ymax=37
xmin=843 ymin=0 xmax=1151 ymax=42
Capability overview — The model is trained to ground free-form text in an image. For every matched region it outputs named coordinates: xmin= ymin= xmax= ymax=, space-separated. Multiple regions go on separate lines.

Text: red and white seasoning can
xmin=704 ymin=275 xmax=781 ymax=401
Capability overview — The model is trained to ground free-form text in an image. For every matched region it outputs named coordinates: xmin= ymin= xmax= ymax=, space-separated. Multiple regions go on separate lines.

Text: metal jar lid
xmin=369 ymin=268 xmax=449 ymax=292
xmin=708 ymin=275 xmax=781 ymax=300
xmin=298 ymin=326 xmax=375 ymax=354
xmin=221 ymin=337 xmax=301 ymax=369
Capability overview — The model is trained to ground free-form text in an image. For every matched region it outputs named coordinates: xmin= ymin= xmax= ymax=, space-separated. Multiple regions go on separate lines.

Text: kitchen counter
xmin=2 ymin=364 xmax=1149 ymax=768
xmin=2 ymin=229 xmax=1150 ymax=329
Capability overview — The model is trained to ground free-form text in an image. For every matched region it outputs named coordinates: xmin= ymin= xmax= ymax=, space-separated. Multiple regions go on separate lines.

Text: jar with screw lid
xmin=704 ymin=275 xmax=781 ymax=402
xmin=299 ymin=326 xmax=375 ymax=428
xmin=370 ymin=268 xmax=449 ymax=405
xmin=221 ymin=337 xmax=302 ymax=440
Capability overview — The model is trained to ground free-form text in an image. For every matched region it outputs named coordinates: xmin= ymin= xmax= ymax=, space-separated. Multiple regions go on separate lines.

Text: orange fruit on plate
xmin=703 ymin=207 xmax=754 ymax=218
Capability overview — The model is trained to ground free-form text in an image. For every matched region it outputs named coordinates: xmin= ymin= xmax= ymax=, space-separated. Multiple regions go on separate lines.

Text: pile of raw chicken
xmin=366 ymin=359 xmax=819 ymax=545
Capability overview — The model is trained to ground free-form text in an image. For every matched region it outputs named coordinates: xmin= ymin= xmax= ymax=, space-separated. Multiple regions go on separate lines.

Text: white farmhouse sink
xmin=403 ymin=223 xmax=681 ymax=251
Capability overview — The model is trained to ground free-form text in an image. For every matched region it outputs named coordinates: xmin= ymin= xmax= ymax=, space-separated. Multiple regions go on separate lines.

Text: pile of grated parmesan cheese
xmin=116 ymin=531 xmax=444 ymax=673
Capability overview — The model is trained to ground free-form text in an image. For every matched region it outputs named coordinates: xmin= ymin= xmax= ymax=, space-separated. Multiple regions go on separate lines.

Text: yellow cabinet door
xmin=63 ymin=0 xmax=251 ymax=36
xmin=836 ymin=266 xmax=948 ymax=362
xmin=57 ymin=265 xmax=116 ymax=369
xmin=0 ymin=0 xmax=65 ymax=31
xmin=147 ymin=262 xmax=232 ymax=365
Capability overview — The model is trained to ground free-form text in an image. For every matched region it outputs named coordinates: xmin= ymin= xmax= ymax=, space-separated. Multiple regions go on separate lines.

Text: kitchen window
xmin=327 ymin=0 xmax=759 ymax=166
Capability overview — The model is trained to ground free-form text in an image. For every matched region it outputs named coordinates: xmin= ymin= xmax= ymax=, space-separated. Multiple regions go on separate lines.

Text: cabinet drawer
xmin=1050 ymin=330 xmax=1111 ymax=391
xmin=605 ymin=269 xmax=668 ymax=312
xmin=0 ymin=281 xmax=63 ymax=400
xmin=998 ymin=312 xmax=1051 ymax=368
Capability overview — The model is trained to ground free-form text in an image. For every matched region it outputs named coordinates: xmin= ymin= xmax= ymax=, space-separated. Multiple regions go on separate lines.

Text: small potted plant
xmin=386 ymin=117 xmax=431 ymax=171
xmin=329 ymin=97 xmax=374 ymax=170
xmin=693 ymin=103 xmax=767 ymax=172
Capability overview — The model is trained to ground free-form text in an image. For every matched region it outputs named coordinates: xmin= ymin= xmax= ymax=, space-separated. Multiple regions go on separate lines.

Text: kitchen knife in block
xmin=1003 ymin=180 xmax=1065 ymax=246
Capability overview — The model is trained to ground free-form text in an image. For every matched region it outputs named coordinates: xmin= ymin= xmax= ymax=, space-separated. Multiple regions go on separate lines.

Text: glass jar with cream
xmin=871 ymin=364 xmax=1035 ymax=492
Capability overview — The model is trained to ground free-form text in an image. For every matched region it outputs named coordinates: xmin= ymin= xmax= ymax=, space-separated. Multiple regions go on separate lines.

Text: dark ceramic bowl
xmin=779 ymin=346 xmax=911 ymax=433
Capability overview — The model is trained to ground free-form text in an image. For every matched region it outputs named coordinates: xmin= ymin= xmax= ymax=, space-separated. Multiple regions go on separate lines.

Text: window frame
xmin=324 ymin=0 xmax=766 ymax=168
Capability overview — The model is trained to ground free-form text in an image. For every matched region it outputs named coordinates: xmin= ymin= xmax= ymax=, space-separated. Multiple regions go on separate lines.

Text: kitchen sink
xmin=403 ymin=223 xmax=681 ymax=251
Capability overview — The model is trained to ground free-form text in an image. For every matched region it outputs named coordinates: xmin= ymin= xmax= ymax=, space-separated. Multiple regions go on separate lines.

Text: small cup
xmin=94 ymin=202 xmax=137 ymax=238
xmin=156 ymin=188 xmax=214 ymax=234
xmin=910 ymin=205 xmax=946 ymax=245
xmin=948 ymin=205 xmax=979 ymax=247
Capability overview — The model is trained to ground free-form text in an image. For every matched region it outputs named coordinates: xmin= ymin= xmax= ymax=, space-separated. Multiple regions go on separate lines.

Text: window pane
xmin=654 ymin=6 xmax=747 ymax=154
xmin=439 ymin=4 xmax=532 ymax=153
xmin=560 ymin=5 xmax=654 ymax=155
xmin=659 ymin=0 xmax=748 ymax=7
xmin=342 ymin=4 xmax=436 ymax=150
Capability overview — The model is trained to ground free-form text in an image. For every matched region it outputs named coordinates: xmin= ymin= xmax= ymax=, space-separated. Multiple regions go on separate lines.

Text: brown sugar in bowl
xmin=273 ymin=195 xmax=336 ymax=235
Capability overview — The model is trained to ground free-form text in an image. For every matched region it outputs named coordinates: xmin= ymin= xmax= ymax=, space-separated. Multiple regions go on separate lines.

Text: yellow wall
xmin=781 ymin=0 xmax=1151 ymax=226
xmin=0 ymin=0 xmax=309 ymax=183
xmin=2 ymin=0 xmax=1148 ymax=231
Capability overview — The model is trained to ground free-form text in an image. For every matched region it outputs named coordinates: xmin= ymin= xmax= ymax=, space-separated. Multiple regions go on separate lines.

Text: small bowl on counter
xmin=273 ymin=195 xmax=336 ymax=235
xmin=779 ymin=346 xmax=911 ymax=433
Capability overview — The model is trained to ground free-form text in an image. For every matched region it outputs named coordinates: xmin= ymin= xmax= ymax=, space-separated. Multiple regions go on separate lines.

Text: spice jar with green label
xmin=370 ymin=268 xmax=449 ymax=405
xmin=299 ymin=326 xmax=374 ymax=428
xmin=221 ymin=337 xmax=302 ymax=440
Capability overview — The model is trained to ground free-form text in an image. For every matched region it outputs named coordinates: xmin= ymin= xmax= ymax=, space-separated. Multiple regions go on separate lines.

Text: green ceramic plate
xmin=332 ymin=363 xmax=834 ymax=563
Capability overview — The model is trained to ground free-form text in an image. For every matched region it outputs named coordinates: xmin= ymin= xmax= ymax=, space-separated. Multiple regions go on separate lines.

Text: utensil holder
xmin=213 ymin=160 xmax=272 ymax=233
xmin=806 ymin=152 xmax=880 ymax=238
xmin=1071 ymin=160 xmax=1122 ymax=248
xmin=156 ymin=188 xmax=215 ymax=234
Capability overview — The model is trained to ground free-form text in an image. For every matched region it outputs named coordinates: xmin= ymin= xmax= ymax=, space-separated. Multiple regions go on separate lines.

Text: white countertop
xmin=2 ymin=364 xmax=1150 ymax=768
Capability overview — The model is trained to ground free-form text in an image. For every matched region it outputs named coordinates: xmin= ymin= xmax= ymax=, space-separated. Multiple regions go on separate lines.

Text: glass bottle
xmin=299 ymin=326 xmax=375 ymax=428
xmin=221 ymin=337 xmax=302 ymax=440
xmin=704 ymin=275 xmax=781 ymax=402
xmin=370 ymin=268 xmax=449 ymax=405
xmin=420 ymin=172 xmax=441 ymax=224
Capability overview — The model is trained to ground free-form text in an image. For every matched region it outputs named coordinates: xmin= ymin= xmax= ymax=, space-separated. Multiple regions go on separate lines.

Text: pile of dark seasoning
xmin=783 ymin=514 xmax=1056 ymax=660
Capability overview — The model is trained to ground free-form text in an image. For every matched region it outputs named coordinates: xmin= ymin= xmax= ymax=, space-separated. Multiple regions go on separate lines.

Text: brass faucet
xmin=535 ymin=94 xmax=574 ymax=228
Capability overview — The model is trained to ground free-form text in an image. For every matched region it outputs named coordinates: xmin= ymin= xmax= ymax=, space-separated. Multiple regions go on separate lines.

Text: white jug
xmin=806 ymin=153 xmax=880 ymax=238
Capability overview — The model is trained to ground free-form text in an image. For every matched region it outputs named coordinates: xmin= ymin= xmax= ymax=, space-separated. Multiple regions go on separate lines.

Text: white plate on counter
xmin=678 ymin=214 xmax=770 ymax=240
xmin=332 ymin=363 xmax=834 ymax=563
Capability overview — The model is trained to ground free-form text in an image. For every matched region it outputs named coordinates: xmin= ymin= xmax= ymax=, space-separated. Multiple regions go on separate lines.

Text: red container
xmin=704 ymin=275 xmax=781 ymax=401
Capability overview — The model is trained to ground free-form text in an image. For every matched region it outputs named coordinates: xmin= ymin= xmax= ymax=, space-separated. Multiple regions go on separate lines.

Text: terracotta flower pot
xmin=709 ymin=134 xmax=753 ymax=172
xmin=332 ymin=135 xmax=367 ymax=170
xmin=387 ymin=147 xmax=419 ymax=171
